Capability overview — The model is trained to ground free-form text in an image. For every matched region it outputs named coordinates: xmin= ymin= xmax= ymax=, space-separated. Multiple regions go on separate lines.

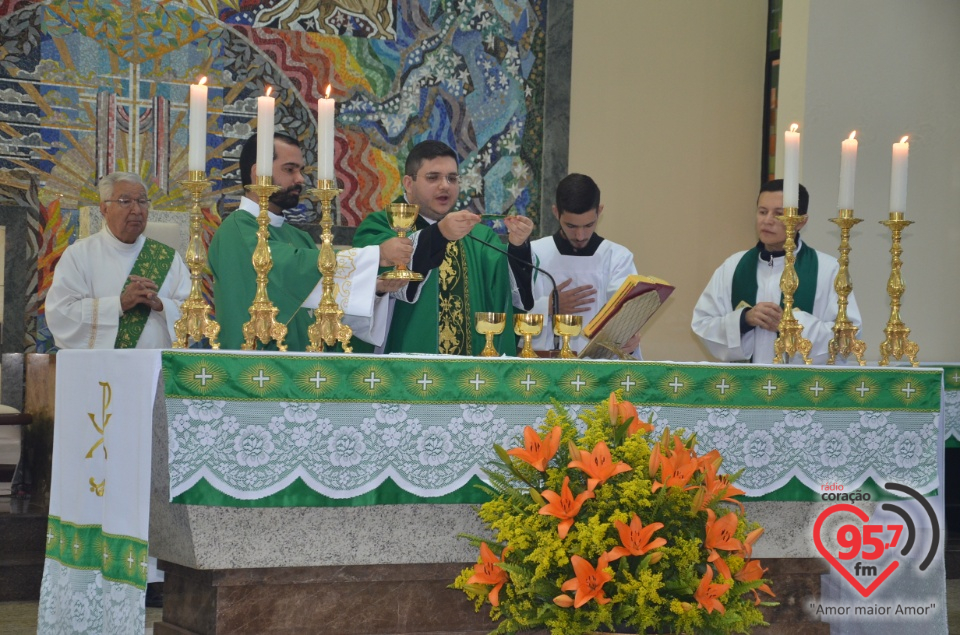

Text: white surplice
xmin=530 ymin=236 xmax=639 ymax=355
xmin=45 ymin=227 xmax=191 ymax=349
xmin=691 ymin=240 xmax=862 ymax=365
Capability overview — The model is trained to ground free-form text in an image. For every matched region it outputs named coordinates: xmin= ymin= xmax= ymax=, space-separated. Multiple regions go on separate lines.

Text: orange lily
xmin=651 ymin=440 xmax=697 ymax=492
xmin=694 ymin=565 xmax=731 ymax=614
xmin=557 ymin=554 xmax=613 ymax=608
xmin=697 ymin=448 xmax=723 ymax=473
xmin=539 ymin=476 xmax=595 ymax=539
xmin=606 ymin=514 xmax=666 ymax=561
xmin=704 ymin=509 xmax=741 ymax=580
xmin=739 ymin=527 xmax=764 ymax=560
xmin=568 ymin=440 xmax=632 ymax=490
xmin=506 ymin=425 xmax=561 ymax=472
xmin=735 ymin=559 xmax=775 ymax=605
xmin=466 ymin=543 xmax=510 ymax=606
xmin=700 ymin=462 xmax=746 ymax=512
xmin=609 ymin=392 xmax=653 ymax=436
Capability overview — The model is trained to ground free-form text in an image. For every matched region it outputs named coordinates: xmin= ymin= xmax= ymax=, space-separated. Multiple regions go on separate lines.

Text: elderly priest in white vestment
xmin=46 ymin=172 xmax=191 ymax=349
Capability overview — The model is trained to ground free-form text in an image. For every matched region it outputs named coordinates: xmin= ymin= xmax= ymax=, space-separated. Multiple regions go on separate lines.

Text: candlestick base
xmin=173 ymin=171 xmax=220 ymax=349
xmin=241 ymin=176 xmax=288 ymax=351
xmin=305 ymin=181 xmax=353 ymax=353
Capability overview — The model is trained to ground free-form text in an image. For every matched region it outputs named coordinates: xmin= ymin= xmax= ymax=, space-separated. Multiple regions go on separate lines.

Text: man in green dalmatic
xmin=353 ymin=141 xmax=535 ymax=355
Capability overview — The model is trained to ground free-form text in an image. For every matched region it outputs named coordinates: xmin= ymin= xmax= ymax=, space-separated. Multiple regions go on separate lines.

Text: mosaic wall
xmin=0 ymin=0 xmax=551 ymax=352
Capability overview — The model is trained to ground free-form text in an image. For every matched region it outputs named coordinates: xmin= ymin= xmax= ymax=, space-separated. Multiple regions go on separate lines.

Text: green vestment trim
xmin=353 ymin=211 xmax=517 ymax=355
xmin=208 ymin=210 xmax=323 ymax=351
xmin=114 ymin=238 xmax=174 ymax=349
xmin=730 ymin=241 xmax=818 ymax=314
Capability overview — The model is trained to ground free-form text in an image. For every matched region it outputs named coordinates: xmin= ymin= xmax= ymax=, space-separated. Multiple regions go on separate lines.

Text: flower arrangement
xmin=453 ymin=393 xmax=775 ymax=634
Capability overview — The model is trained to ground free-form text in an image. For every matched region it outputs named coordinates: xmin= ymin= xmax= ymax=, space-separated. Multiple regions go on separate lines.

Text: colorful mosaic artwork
xmin=0 ymin=0 xmax=549 ymax=352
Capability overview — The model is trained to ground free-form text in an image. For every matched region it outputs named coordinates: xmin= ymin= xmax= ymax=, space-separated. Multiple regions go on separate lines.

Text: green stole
xmin=114 ymin=238 xmax=175 ymax=349
xmin=731 ymin=240 xmax=818 ymax=314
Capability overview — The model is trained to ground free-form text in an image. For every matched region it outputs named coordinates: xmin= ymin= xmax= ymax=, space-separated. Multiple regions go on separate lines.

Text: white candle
xmin=890 ymin=135 xmax=909 ymax=213
xmin=317 ymin=85 xmax=335 ymax=182
xmin=838 ymin=131 xmax=858 ymax=210
xmin=256 ymin=88 xmax=275 ymax=179
xmin=783 ymin=123 xmax=800 ymax=209
xmin=188 ymin=77 xmax=208 ymax=172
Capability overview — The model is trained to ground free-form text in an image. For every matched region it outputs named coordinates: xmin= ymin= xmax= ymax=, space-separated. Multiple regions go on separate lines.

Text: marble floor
xmin=1 ymin=587 xmax=959 ymax=634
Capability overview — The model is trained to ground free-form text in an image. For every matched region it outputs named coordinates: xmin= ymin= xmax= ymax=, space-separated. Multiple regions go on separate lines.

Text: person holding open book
xmin=529 ymin=173 xmax=642 ymax=357
xmin=691 ymin=179 xmax=861 ymax=364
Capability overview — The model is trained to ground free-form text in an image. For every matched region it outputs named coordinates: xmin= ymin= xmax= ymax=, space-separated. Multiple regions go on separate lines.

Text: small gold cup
xmin=476 ymin=312 xmax=506 ymax=357
xmin=514 ymin=314 xmax=544 ymax=358
xmin=553 ymin=314 xmax=583 ymax=359
xmin=379 ymin=203 xmax=424 ymax=281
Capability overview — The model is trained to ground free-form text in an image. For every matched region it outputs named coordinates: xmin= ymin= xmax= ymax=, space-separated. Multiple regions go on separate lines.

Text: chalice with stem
xmin=476 ymin=312 xmax=506 ymax=357
xmin=553 ymin=314 xmax=583 ymax=359
xmin=379 ymin=203 xmax=423 ymax=281
xmin=514 ymin=314 xmax=544 ymax=358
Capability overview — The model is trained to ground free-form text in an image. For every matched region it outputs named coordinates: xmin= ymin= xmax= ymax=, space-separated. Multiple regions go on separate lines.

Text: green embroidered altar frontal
xmin=162 ymin=351 xmax=942 ymax=507
xmin=940 ymin=365 xmax=960 ymax=445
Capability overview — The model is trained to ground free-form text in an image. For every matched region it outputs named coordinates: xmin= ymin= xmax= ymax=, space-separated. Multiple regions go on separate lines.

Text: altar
xmin=38 ymin=349 xmax=947 ymax=634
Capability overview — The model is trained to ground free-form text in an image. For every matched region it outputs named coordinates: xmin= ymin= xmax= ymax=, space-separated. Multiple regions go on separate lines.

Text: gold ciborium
xmin=476 ymin=312 xmax=506 ymax=357
xmin=553 ymin=314 xmax=582 ymax=359
xmin=514 ymin=314 xmax=543 ymax=358
xmin=379 ymin=203 xmax=423 ymax=281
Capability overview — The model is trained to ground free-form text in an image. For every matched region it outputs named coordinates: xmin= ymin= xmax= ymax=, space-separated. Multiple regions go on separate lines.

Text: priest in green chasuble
xmin=352 ymin=140 xmax=535 ymax=355
xmin=209 ymin=133 xmax=412 ymax=351
xmin=46 ymin=172 xmax=191 ymax=349
xmin=691 ymin=179 xmax=862 ymax=364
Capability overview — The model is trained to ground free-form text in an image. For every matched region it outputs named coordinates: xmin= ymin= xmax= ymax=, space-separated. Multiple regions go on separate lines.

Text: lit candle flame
xmin=198 ymin=76 xmax=207 ymax=86
xmin=790 ymin=123 xmax=799 ymax=133
xmin=324 ymin=84 xmax=332 ymax=99
xmin=900 ymin=135 xmax=909 ymax=144
xmin=265 ymin=86 xmax=273 ymax=97
xmin=849 ymin=130 xmax=856 ymax=140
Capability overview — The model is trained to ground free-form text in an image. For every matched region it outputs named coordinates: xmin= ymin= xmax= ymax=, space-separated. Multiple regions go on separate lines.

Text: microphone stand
xmin=465 ymin=233 xmax=562 ymax=352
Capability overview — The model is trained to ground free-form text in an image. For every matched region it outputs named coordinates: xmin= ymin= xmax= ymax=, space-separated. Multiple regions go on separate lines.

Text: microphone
xmin=465 ymin=233 xmax=562 ymax=351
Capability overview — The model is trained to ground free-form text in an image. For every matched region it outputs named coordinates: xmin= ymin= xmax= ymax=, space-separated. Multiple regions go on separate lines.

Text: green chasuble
xmin=353 ymin=211 xmax=517 ymax=355
xmin=208 ymin=209 xmax=322 ymax=351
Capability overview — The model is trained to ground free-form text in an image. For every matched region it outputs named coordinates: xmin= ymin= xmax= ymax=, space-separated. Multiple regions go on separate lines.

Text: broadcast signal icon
xmin=881 ymin=482 xmax=940 ymax=572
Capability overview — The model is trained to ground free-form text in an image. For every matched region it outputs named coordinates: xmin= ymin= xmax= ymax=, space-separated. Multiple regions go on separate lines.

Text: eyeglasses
xmin=415 ymin=172 xmax=460 ymax=185
xmin=105 ymin=197 xmax=150 ymax=209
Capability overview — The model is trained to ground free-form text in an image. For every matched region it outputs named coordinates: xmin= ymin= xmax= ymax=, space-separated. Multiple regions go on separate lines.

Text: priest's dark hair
xmin=239 ymin=132 xmax=302 ymax=187
xmin=759 ymin=178 xmax=810 ymax=215
xmin=555 ymin=173 xmax=601 ymax=215
xmin=404 ymin=140 xmax=458 ymax=178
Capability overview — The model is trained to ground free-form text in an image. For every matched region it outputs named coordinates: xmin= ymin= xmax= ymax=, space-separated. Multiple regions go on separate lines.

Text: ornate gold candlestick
xmin=305 ymin=180 xmax=353 ymax=353
xmin=878 ymin=212 xmax=919 ymax=366
xmin=826 ymin=209 xmax=865 ymax=365
xmin=772 ymin=207 xmax=812 ymax=364
xmin=241 ymin=176 xmax=288 ymax=351
xmin=173 ymin=171 xmax=220 ymax=349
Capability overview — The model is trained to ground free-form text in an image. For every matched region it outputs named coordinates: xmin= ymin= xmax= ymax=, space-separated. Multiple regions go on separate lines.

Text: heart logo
xmin=813 ymin=503 xmax=899 ymax=597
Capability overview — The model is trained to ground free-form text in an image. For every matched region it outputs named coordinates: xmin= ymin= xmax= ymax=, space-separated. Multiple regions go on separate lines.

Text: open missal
xmin=578 ymin=274 xmax=674 ymax=359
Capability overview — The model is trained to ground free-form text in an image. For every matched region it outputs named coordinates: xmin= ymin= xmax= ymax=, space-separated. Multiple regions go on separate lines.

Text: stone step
xmin=0 ymin=554 xmax=43 ymax=601
xmin=0 ymin=505 xmax=47 ymax=559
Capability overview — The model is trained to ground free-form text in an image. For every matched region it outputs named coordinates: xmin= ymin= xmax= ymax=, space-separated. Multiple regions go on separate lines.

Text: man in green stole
xmin=691 ymin=179 xmax=862 ymax=364
xmin=353 ymin=141 xmax=535 ymax=355
xmin=209 ymin=133 xmax=411 ymax=351
xmin=47 ymin=172 xmax=191 ymax=349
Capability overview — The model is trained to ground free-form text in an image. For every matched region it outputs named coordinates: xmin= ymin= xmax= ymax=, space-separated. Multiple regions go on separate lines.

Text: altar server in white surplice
xmin=46 ymin=172 xmax=191 ymax=349
xmin=692 ymin=179 xmax=861 ymax=365
xmin=529 ymin=174 xmax=641 ymax=357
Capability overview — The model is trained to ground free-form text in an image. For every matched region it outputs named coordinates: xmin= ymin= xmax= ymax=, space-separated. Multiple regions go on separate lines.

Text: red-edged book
xmin=578 ymin=275 xmax=674 ymax=359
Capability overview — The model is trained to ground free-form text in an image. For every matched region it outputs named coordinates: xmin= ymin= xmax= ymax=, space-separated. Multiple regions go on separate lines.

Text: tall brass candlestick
xmin=173 ymin=171 xmax=220 ymax=349
xmin=772 ymin=207 xmax=812 ymax=364
xmin=241 ymin=175 xmax=288 ymax=351
xmin=305 ymin=180 xmax=353 ymax=353
xmin=826 ymin=209 xmax=865 ymax=365
xmin=878 ymin=212 xmax=919 ymax=366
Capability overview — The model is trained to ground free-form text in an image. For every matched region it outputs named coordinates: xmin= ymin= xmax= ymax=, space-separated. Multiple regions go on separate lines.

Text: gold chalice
xmin=476 ymin=312 xmax=506 ymax=357
xmin=553 ymin=314 xmax=583 ymax=359
xmin=379 ymin=203 xmax=423 ymax=281
xmin=514 ymin=314 xmax=544 ymax=358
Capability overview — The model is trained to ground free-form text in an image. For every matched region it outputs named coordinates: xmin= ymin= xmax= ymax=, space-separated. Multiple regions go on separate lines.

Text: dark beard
xmin=269 ymin=186 xmax=302 ymax=212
